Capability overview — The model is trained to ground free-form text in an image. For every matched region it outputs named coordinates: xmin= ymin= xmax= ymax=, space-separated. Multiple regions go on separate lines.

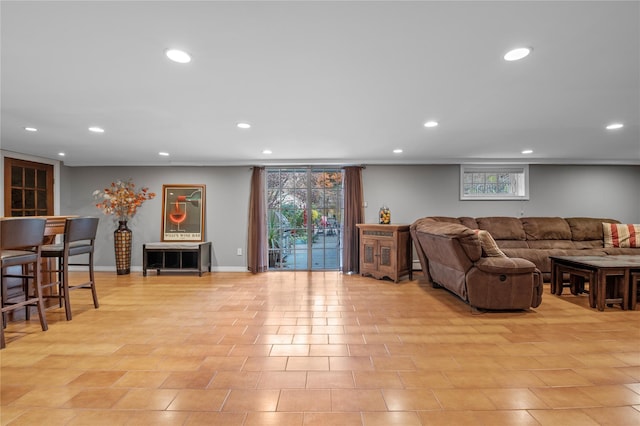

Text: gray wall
xmin=62 ymin=166 xmax=251 ymax=271
xmin=61 ymin=164 xmax=640 ymax=270
xmin=362 ymin=165 xmax=640 ymax=224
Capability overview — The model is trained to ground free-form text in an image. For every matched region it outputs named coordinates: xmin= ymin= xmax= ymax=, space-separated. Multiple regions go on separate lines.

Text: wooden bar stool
xmin=1 ymin=218 xmax=49 ymax=349
xmin=41 ymin=217 xmax=99 ymax=321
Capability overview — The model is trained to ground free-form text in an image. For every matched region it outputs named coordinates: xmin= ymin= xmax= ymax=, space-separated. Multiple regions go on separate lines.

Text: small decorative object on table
xmin=379 ymin=205 xmax=391 ymax=224
xmin=93 ymin=179 xmax=156 ymax=274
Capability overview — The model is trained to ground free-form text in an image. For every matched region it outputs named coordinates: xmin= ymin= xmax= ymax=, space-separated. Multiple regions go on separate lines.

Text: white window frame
xmin=460 ymin=164 xmax=529 ymax=200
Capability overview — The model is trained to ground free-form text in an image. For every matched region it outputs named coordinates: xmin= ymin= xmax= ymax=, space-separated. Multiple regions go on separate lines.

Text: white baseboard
xmin=84 ymin=266 xmax=248 ymax=273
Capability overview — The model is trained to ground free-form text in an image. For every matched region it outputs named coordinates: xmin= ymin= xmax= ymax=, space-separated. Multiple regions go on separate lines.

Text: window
xmin=460 ymin=164 xmax=529 ymax=200
xmin=4 ymin=157 xmax=54 ymax=216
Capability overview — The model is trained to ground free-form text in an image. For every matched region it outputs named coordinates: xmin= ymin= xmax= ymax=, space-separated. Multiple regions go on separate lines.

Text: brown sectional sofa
xmin=410 ymin=216 xmax=638 ymax=310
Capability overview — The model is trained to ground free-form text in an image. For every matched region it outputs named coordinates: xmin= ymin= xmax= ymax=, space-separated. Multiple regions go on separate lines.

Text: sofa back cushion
xmin=427 ymin=216 xmax=462 ymax=224
xmin=566 ymin=217 xmax=620 ymax=241
xmin=458 ymin=217 xmax=479 ymax=229
xmin=521 ymin=217 xmax=572 ymax=240
xmin=476 ymin=217 xmax=526 ymax=241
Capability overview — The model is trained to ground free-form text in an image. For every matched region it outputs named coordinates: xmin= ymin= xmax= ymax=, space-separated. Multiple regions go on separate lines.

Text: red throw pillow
xmin=602 ymin=223 xmax=639 ymax=248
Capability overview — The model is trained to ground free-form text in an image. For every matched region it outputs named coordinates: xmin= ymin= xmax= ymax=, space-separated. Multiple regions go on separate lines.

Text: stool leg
xmin=1 ymin=277 xmax=5 ymax=349
xmin=88 ymin=251 xmax=99 ymax=309
xmin=62 ymin=253 xmax=72 ymax=321
xmin=33 ymin=258 xmax=48 ymax=332
xmin=23 ymin=266 xmax=31 ymax=321
xmin=58 ymin=257 xmax=65 ymax=309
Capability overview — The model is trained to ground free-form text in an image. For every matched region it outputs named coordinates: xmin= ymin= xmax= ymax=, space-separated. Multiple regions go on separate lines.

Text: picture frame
xmin=161 ymin=184 xmax=206 ymax=241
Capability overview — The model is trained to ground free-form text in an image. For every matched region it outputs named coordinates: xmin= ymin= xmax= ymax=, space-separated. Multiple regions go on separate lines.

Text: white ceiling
xmin=1 ymin=1 xmax=639 ymax=167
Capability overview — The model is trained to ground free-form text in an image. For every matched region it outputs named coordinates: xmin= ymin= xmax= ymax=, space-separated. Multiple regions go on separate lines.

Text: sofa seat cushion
xmin=573 ymin=240 xmax=605 ymax=249
xmin=604 ymin=247 xmax=640 ymax=255
xmin=522 ymin=217 xmax=572 ymax=240
xmin=475 ymin=256 xmax=536 ymax=274
xmin=495 ymin=240 xmax=530 ymax=249
xmin=527 ymin=240 xmax=576 ymax=250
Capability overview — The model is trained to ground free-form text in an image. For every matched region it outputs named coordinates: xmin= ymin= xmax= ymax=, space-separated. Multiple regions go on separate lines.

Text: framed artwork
xmin=161 ymin=184 xmax=205 ymax=241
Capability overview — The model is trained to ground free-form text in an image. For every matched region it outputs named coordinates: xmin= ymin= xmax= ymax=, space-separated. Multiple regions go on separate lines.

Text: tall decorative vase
xmin=114 ymin=220 xmax=132 ymax=275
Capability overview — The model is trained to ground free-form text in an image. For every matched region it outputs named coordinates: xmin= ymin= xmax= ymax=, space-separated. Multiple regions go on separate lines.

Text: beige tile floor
xmin=1 ymin=271 xmax=639 ymax=425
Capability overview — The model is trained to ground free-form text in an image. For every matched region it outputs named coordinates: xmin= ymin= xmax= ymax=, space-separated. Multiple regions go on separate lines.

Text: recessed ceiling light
xmin=606 ymin=123 xmax=624 ymax=130
xmin=262 ymin=149 xmax=272 ymax=155
xmin=237 ymin=122 xmax=251 ymax=129
xmin=521 ymin=149 xmax=533 ymax=154
xmin=88 ymin=126 xmax=105 ymax=133
xmin=393 ymin=149 xmax=403 ymax=154
xmin=159 ymin=152 xmax=170 ymax=156
xmin=165 ymin=48 xmax=191 ymax=64
xmin=24 ymin=127 xmax=38 ymax=132
xmin=58 ymin=152 xmax=65 ymax=156
xmin=424 ymin=120 xmax=438 ymax=128
xmin=504 ymin=47 xmax=532 ymax=61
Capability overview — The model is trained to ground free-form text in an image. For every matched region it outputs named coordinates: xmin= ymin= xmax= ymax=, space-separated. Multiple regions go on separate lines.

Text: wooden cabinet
xmin=357 ymin=224 xmax=412 ymax=282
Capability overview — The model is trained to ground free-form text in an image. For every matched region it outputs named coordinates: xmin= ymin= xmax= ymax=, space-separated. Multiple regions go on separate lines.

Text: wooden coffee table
xmin=550 ymin=255 xmax=640 ymax=311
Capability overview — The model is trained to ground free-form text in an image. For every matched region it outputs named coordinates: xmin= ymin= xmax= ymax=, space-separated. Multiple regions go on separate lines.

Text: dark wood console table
xmin=143 ymin=242 xmax=211 ymax=276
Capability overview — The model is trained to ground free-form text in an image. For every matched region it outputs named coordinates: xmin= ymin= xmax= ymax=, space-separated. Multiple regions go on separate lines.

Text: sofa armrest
xmin=475 ymin=257 xmax=537 ymax=274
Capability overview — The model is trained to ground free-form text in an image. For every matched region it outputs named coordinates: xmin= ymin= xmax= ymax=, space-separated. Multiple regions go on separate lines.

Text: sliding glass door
xmin=266 ymin=167 xmax=343 ymax=270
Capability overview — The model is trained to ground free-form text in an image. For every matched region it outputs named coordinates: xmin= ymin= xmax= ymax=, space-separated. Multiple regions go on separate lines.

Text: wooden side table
xmin=143 ymin=242 xmax=212 ymax=276
xmin=357 ymin=224 xmax=412 ymax=283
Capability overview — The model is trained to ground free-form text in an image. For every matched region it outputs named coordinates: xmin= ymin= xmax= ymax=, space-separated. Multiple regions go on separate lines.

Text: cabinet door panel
xmin=362 ymin=238 xmax=377 ymax=269
xmin=378 ymin=240 xmax=396 ymax=275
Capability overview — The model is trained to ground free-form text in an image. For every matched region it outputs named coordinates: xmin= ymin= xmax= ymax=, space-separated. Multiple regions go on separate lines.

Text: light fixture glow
xmin=165 ymin=49 xmax=191 ymax=64
xmin=58 ymin=152 xmax=65 ymax=156
xmin=606 ymin=123 xmax=624 ymax=130
xmin=24 ymin=127 xmax=38 ymax=132
xmin=521 ymin=149 xmax=533 ymax=154
xmin=159 ymin=152 xmax=170 ymax=156
xmin=262 ymin=149 xmax=272 ymax=155
xmin=504 ymin=47 xmax=532 ymax=61
xmin=237 ymin=122 xmax=251 ymax=129
xmin=88 ymin=126 xmax=105 ymax=133
xmin=423 ymin=120 xmax=438 ymax=128
xmin=393 ymin=149 xmax=403 ymax=154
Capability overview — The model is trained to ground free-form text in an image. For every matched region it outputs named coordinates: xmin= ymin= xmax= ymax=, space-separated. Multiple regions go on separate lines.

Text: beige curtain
xmin=247 ymin=167 xmax=268 ymax=273
xmin=342 ymin=166 xmax=364 ymax=274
